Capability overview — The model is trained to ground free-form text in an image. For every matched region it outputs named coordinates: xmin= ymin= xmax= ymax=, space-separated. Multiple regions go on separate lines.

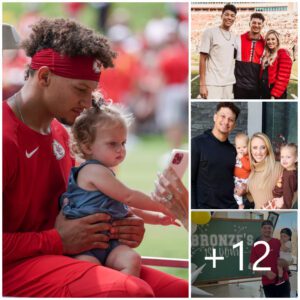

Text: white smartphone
xmin=165 ymin=149 xmax=189 ymax=179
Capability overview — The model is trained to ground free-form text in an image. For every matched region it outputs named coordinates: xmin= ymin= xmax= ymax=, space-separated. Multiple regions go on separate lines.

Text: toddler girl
xmin=276 ymin=228 xmax=293 ymax=285
xmin=233 ymin=132 xmax=251 ymax=209
xmin=269 ymin=143 xmax=297 ymax=209
xmin=60 ymin=95 xmax=176 ymax=277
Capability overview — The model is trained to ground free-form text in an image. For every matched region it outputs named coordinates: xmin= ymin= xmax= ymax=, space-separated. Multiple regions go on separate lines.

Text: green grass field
xmin=118 ymin=134 xmax=188 ymax=279
xmin=3 ymin=3 xmax=171 ymax=33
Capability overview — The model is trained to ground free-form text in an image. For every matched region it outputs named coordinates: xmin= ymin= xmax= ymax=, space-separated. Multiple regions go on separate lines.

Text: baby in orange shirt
xmin=234 ymin=133 xmax=251 ymax=209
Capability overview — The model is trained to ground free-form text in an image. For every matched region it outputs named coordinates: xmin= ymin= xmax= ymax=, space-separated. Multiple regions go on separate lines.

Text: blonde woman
xmin=260 ymin=30 xmax=292 ymax=99
xmin=246 ymin=133 xmax=283 ymax=208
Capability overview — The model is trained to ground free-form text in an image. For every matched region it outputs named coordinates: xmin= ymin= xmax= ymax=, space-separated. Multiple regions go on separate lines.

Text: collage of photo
xmin=1 ymin=1 xmax=298 ymax=299
xmin=191 ymin=2 xmax=298 ymax=298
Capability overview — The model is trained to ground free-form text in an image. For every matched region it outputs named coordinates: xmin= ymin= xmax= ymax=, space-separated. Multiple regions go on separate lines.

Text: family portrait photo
xmin=191 ymin=101 xmax=298 ymax=210
xmin=191 ymin=211 xmax=298 ymax=298
xmin=191 ymin=2 xmax=298 ymax=99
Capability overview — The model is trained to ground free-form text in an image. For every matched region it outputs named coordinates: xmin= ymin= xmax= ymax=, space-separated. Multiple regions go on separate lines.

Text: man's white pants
xmin=207 ymin=85 xmax=234 ymax=99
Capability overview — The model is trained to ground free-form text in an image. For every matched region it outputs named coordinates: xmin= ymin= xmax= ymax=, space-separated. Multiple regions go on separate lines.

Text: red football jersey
xmin=3 ymin=101 xmax=74 ymax=267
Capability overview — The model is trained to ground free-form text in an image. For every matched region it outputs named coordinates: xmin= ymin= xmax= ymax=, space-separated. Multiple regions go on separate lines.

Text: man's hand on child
xmin=55 ymin=198 xmax=111 ymax=255
xmin=110 ymin=214 xmax=145 ymax=248
xmin=265 ymin=271 xmax=276 ymax=280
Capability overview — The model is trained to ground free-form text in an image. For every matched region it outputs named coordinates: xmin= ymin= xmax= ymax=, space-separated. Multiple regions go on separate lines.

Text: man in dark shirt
xmin=192 ymin=102 xmax=240 ymax=209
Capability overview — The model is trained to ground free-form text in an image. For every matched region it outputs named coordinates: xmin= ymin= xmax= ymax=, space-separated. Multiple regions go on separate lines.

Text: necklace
xmin=12 ymin=93 xmax=52 ymax=134
xmin=219 ymin=26 xmax=231 ymax=41
xmin=14 ymin=93 xmax=25 ymax=123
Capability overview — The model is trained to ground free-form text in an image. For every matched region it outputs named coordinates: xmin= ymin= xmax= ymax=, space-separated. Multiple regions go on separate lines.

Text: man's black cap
xmin=261 ymin=220 xmax=274 ymax=227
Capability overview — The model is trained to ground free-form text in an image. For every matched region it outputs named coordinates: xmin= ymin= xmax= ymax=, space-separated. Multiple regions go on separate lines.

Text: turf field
xmin=191 ymin=53 xmax=298 ymax=99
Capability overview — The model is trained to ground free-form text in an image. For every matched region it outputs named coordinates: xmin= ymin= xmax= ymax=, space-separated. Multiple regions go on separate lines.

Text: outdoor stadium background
xmin=191 ymin=2 xmax=298 ymax=99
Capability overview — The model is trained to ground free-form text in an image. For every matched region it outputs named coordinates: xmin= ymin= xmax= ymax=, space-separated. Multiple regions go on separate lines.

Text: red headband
xmin=30 ymin=48 xmax=101 ymax=82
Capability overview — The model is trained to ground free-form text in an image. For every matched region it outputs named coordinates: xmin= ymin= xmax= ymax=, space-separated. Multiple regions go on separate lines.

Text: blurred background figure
xmin=63 ymin=2 xmax=86 ymax=18
xmin=3 ymin=4 xmax=41 ymax=99
xmin=155 ymin=17 xmax=188 ymax=150
xmin=2 ymin=49 xmax=27 ymax=99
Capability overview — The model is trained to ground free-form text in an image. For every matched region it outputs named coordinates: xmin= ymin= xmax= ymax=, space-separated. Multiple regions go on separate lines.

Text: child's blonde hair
xmin=281 ymin=143 xmax=298 ymax=157
xmin=281 ymin=143 xmax=298 ymax=170
xmin=71 ymin=91 xmax=133 ymax=159
xmin=235 ymin=132 xmax=249 ymax=144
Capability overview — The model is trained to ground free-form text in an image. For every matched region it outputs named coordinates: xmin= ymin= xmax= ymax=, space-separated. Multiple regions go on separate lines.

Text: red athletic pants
xmin=4 ymin=255 xmax=188 ymax=297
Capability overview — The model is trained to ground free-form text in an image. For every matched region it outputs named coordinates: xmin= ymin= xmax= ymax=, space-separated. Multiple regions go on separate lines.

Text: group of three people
xmin=192 ymin=102 xmax=297 ymax=209
xmin=199 ymin=3 xmax=293 ymax=99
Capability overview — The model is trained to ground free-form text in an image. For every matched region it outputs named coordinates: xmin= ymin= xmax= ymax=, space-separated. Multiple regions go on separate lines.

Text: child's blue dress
xmin=60 ymin=159 xmax=129 ymax=263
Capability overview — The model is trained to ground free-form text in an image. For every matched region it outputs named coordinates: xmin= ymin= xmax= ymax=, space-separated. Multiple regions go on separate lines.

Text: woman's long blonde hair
xmin=261 ymin=30 xmax=280 ymax=69
xmin=248 ymin=132 xmax=276 ymax=189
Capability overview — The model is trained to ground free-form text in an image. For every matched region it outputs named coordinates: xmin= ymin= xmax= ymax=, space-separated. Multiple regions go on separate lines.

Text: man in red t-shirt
xmin=3 ymin=18 xmax=188 ymax=297
xmin=250 ymin=220 xmax=290 ymax=298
